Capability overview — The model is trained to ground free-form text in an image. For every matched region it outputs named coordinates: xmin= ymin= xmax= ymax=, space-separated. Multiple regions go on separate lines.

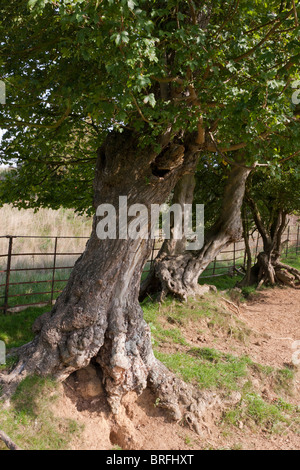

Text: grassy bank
xmin=0 ymin=290 xmax=299 ymax=449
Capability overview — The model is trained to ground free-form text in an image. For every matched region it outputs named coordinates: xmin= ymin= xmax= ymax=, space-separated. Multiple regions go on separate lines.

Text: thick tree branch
xmin=0 ymin=430 xmax=22 ymax=451
xmin=206 ymin=141 xmax=247 ymax=153
xmin=245 ymin=193 xmax=271 ymax=250
xmin=208 ymin=133 xmax=269 ymax=169
xmin=292 ymin=0 xmax=299 ymax=26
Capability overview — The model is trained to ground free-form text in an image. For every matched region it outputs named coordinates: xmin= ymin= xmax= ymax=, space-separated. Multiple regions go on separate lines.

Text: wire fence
xmin=0 ymin=224 xmax=299 ymax=314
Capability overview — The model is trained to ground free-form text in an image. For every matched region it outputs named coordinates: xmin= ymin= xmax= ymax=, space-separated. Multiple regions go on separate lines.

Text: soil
xmin=51 ymin=287 xmax=300 ymax=450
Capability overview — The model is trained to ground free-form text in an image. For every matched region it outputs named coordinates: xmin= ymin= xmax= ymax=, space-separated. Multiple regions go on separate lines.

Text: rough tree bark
xmin=240 ymin=197 xmax=300 ymax=288
xmin=140 ymin=165 xmax=251 ymax=301
xmin=139 ymin=173 xmax=196 ymax=298
xmin=0 ymin=430 xmax=22 ymax=451
xmin=239 ymin=206 xmax=253 ymax=287
xmin=0 ymin=130 xmax=220 ymax=427
xmin=160 ymin=173 xmax=196 ymax=257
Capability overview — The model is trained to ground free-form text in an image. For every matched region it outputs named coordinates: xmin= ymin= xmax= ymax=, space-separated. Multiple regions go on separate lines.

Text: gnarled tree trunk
xmin=0 ymin=130 xmax=219 ymax=426
xmin=240 ymin=199 xmax=300 ymax=288
xmin=140 ymin=165 xmax=251 ymax=301
xmin=140 ymin=173 xmax=196 ymax=298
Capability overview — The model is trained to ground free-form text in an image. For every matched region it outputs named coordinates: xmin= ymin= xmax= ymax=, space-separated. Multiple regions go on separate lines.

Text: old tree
xmin=0 ymin=0 xmax=299 ymax=424
xmin=240 ymin=158 xmax=300 ymax=287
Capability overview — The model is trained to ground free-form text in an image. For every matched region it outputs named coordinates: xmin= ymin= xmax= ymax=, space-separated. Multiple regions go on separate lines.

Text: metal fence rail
xmin=0 ymin=225 xmax=299 ymax=314
xmin=0 ymin=235 xmax=89 ymax=314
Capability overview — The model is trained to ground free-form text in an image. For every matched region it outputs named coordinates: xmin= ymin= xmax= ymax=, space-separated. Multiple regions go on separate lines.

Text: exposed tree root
xmin=1 ymin=348 xmax=231 ymax=437
xmin=147 ymin=360 xmax=240 ymax=435
xmin=275 ymin=262 xmax=300 ymax=286
xmin=140 ymin=254 xmax=218 ymax=303
xmin=0 ymin=341 xmax=39 ymax=403
xmin=240 ymin=252 xmax=300 ymax=289
xmin=0 ymin=429 xmax=22 ymax=451
xmin=148 ymin=361 xmax=217 ymax=434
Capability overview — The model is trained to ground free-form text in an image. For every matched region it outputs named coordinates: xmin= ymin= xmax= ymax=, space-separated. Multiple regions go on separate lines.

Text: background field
xmin=0 ymin=205 xmax=299 ymax=312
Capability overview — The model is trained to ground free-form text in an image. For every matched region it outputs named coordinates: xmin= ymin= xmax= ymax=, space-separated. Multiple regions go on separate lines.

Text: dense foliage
xmin=0 ymin=1 xmax=299 ymax=213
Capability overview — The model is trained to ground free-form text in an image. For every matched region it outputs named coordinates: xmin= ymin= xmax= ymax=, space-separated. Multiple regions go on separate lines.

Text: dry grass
xmin=0 ymin=205 xmax=92 ymax=269
xmin=0 ymin=205 xmax=93 ymax=308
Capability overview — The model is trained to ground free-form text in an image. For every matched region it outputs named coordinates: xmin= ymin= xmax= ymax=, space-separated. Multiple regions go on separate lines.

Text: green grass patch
xmin=240 ymin=285 xmax=258 ymax=298
xmin=199 ymin=274 xmax=242 ymax=291
xmin=224 ymin=392 xmax=299 ymax=433
xmin=0 ymin=268 xmax=72 ymax=309
xmin=155 ymin=348 xmax=252 ymax=391
xmin=143 ymin=295 xmax=250 ymax=345
xmin=0 ymin=375 xmax=81 ymax=450
xmin=250 ymin=363 xmax=295 ymax=396
xmin=0 ymin=305 xmax=49 ymax=349
xmin=274 ymin=368 xmax=295 ymax=395
xmin=281 ymin=253 xmax=300 ymax=271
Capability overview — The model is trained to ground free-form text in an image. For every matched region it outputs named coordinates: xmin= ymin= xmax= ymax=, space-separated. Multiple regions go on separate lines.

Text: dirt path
xmin=239 ymin=288 xmax=300 ymax=402
xmin=52 ymin=287 xmax=300 ymax=451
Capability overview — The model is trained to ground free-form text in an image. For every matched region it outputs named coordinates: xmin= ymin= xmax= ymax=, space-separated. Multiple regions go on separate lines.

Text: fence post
xmin=149 ymin=239 xmax=157 ymax=270
xmin=3 ymin=236 xmax=13 ymax=315
xmin=213 ymin=257 xmax=217 ymax=275
xmin=50 ymin=237 xmax=58 ymax=306
xmin=286 ymin=226 xmax=290 ymax=258
xmin=296 ymin=225 xmax=300 ymax=256
xmin=243 ymin=241 xmax=247 ymax=269
xmin=233 ymin=243 xmax=236 ymax=271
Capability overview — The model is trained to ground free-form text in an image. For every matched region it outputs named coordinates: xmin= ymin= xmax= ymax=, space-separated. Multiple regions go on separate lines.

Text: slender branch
xmin=187 ymin=0 xmax=197 ymax=26
xmin=279 ymin=150 xmax=300 ymax=164
xmin=208 ymin=133 xmax=269 ymax=169
xmin=270 ymin=210 xmax=283 ymax=252
xmin=35 ymin=165 xmax=61 ymax=186
xmin=215 ymin=0 xmax=240 ymax=38
xmin=130 ymin=93 xmax=153 ymax=125
xmin=244 ymin=18 xmax=279 ymax=35
xmin=246 ymin=193 xmax=270 ymax=249
xmin=16 ymin=157 xmax=97 ymax=166
xmin=292 ymin=0 xmax=299 ymax=26
xmin=231 ymin=8 xmax=294 ymax=63
xmin=208 ymin=118 xmax=220 ymax=134
xmin=275 ymin=212 xmax=288 ymax=253
xmin=1 ymin=102 xmax=72 ymax=130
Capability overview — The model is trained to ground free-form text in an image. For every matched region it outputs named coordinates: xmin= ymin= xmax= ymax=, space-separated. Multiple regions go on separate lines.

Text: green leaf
xmin=143 ymin=93 xmax=156 ymax=108
xmin=128 ymin=0 xmax=137 ymax=10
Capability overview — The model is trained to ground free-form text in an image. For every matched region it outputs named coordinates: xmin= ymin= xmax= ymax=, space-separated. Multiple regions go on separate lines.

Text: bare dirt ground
xmin=52 ymin=287 xmax=300 ymax=451
xmin=236 ymin=287 xmax=300 ymax=399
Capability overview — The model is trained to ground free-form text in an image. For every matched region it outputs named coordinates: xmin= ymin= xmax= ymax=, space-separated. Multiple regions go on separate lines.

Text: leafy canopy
xmin=0 ymin=0 xmax=299 ymax=212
